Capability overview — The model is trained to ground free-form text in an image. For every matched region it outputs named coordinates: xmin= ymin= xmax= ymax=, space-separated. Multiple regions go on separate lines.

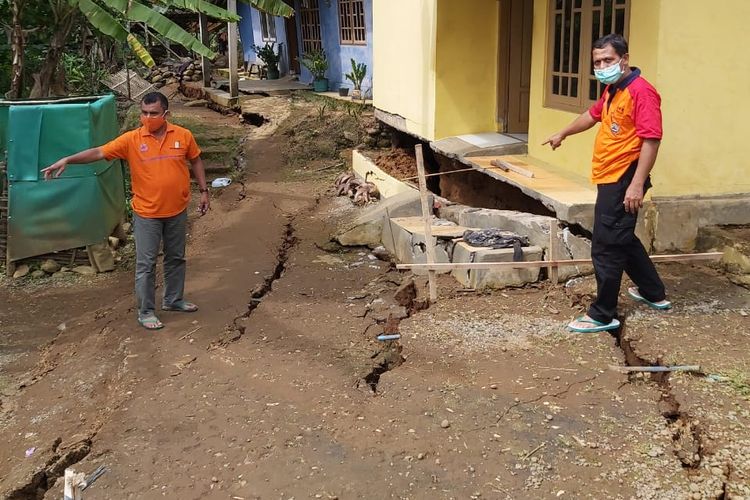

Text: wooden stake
xmin=415 ymin=144 xmax=438 ymax=302
xmin=396 ymin=252 xmax=723 ymax=271
xmin=63 ymin=468 xmax=85 ymax=500
xmin=548 ymin=220 xmax=559 ymax=285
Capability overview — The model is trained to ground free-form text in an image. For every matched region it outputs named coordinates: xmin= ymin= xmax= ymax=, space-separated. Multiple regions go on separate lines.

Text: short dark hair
xmin=593 ymin=34 xmax=629 ymax=57
xmin=141 ymin=92 xmax=169 ymax=110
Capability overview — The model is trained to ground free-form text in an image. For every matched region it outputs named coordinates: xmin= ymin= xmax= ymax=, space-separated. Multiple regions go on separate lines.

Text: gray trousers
xmin=133 ymin=210 xmax=187 ymax=317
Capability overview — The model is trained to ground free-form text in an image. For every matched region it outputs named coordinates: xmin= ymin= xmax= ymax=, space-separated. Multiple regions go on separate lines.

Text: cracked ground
xmin=1 ymin=98 xmax=749 ymax=500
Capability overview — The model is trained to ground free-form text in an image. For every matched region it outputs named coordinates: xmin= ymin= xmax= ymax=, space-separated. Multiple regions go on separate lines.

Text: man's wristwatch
xmin=199 ymin=187 xmax=208 ymax=193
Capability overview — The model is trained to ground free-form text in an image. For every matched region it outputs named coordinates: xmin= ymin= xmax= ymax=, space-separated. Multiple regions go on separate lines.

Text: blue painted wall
xmin=237 ymin=0 xmax=373 ymax=93
xmin=238 ymin=4 xmax=291 ymax=75
xmin=295 ymin=0 xmax=373 ymax=94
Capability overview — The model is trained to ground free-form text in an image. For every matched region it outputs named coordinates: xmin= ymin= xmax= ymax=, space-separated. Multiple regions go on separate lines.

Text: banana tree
xmin=27 ymin=0 xmax=294 ymax=97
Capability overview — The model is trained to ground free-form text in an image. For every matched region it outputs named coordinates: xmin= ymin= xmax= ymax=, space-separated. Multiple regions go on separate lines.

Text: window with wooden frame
xmin=260 ymin=11 xmax=277 ymax=42
xmin=338 ymin=0 xmax=366 ymax=45
xmin=546 ymin=0 xmax=630 ymax=113
xmin=300 ymin=0 xmax=322 ymax=53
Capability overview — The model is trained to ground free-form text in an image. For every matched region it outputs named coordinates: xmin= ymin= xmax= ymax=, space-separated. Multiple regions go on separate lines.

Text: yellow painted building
xmin=373 ymin=0 xmax=750 ymax=199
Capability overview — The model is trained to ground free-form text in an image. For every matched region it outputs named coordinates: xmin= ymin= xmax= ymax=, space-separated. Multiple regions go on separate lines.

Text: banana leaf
xmin=240 ymin=0 xmax=294 ymax=17
xmin=108 ymin=0 xmax=215 ymax=58
xmin=158 ymin=0 xmax=240 ymax=22
xmin=127 ymin=33 xmax=156 ymax=67
xmin=75 ymin=0 xmax=129 ymax=41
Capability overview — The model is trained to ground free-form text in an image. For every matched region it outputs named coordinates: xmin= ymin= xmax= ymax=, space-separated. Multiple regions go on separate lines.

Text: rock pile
xmin=147 ymin=60 xmax=203 ymax=88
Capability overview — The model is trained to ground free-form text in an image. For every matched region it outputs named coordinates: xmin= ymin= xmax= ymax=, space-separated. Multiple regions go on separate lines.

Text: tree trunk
xmin=9 ymin=0 xmax=24 ymax=98
xmin=29 ymin=5 xmax=77 ymax=98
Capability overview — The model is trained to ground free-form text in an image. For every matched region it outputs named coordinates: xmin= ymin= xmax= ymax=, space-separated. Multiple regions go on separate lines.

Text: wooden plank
xmin=490 ymin=158 xmax=535 ymax=178
xmin=548 ymin=220 xmax=559 ymax=284
xmin=415 ymin=144 xmax=438 ymax=302
xmin=396 ymin=252 xmax=724 ymax=271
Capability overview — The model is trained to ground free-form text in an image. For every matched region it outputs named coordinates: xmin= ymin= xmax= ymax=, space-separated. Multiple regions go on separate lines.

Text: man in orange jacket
xmin=43 ymin=92 xmax=209 ymax=331
xmin=544 ymin=34 xmax=671 ymax=334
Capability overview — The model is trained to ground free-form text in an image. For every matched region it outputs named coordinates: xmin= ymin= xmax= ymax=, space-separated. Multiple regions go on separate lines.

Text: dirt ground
xmin=1 ymin=97 xmax=749 ymax=500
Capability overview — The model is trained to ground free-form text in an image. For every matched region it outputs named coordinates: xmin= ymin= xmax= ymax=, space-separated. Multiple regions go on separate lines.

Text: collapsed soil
xmin=0 ymin=96 xmax=749 ymax=500
xmin=364 ymin=147 xmax=418 ymax=181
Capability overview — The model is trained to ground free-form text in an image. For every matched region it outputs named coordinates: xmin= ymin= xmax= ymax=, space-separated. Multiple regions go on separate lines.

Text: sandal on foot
xmin=138 ymin=314 xmax=164 ymax=330
xmin=567 ymin=316 xmax=621 ymax=333
xmin=627 ymin=287 xmax=672 ymax=310
xmin=162 ymin=300 xmax=198 ymax=312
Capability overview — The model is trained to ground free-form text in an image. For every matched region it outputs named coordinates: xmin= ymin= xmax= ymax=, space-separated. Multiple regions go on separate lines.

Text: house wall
xmin=372 ymin=0 xmax=438 ymax=140
xmin=296 ymin=0 xmax=373 ymax=92
xmin=433 ymin=0 xmax=499 ymax=139
xmin=239 ymin=6 xmax=291 ymax=75
xmin=526 ymin=0 xmax=750 ymax=197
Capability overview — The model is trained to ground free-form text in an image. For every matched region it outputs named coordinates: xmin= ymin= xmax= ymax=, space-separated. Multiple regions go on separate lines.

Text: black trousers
xmin=587 ymin=162 xmax=666 ymax=323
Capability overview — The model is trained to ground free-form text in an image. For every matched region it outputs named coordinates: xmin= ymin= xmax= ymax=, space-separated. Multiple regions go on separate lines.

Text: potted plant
xmin=338 ymin=86 xmax=349 ymax=97
xmin=299 ymin=49 xmax=329 ymax=92
xmin=345 ymin=58 xmax=367 ymax=100
xmin=252 ymin=42 xmax=281 ymax=80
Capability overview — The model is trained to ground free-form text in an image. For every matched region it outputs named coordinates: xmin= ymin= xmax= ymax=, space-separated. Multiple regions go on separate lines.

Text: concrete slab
xmin=352 ymin=150 xmax=415 ymax=199
xmin=467 ymin=155 xmax=597 ymax=230
xmin=431 ymin=135 xmax=527 ymax=162
xmin=384 ymin=217 xmax=459 ymax=276
xmin=451 ymin=241 xmax=542 ymax=289
xmin=318 ymin=91 xmax=372 ymax=106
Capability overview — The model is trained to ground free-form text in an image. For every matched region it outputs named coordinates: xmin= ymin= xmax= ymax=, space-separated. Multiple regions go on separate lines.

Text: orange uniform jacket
xmin=101 ymin=123 xmax=201 ymax=218
xmin=588 ymin=68 xmax=662 ymax=184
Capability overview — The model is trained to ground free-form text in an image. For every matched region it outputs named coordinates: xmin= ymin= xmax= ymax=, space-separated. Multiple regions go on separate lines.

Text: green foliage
xmin=344 ymin=58 xmax=366 ymax=90
xmin=299 ymin=49 xmax=328 ymax=80
xmin=252 ymin=42 xmax=281 ymax=67
xmin=62 ymin=52 xmax=109 ymax=95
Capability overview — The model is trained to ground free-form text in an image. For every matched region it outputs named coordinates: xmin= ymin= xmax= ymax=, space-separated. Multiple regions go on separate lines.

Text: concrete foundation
xmin=438 ymin=204 xmax=593 ymax=280
xmin=451 ymin=242 xmax=543 ymax=289
xmin=352 ymin=150 xmax=416 ymax=199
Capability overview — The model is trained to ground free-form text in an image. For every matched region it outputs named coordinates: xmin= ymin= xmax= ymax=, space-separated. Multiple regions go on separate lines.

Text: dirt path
xmin=1 ymin=101 xmax=749 ymax=500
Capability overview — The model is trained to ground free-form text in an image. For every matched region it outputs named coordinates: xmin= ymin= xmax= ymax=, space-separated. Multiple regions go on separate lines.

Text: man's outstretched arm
xmin=41 ymin=147 xmax=105 ymax=179
xmin=542 ymin=111 xmax=598 ymax=150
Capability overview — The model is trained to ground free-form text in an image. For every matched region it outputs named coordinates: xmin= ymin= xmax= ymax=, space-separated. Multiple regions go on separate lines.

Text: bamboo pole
xmin=227 ymin=0 xmax=239 ymax=100
xmin=396 ymin=252 xmax=724 ymax=271
xmin=548 ymin=220 xmax=559 ymax=284
xmin=415 ymin=144 xmax=437 ymax=302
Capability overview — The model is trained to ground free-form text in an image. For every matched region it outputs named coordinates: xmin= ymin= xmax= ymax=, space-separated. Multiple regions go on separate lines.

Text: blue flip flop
xmin=567 ymin=316 xmax=621 ymax=333
xmin=627 ymin=287 xmax=672 ymax=310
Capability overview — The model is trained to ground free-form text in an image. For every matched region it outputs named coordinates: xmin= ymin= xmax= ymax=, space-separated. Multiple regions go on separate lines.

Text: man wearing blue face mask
xmin=543 ymin=34 xmax=671 ymax=334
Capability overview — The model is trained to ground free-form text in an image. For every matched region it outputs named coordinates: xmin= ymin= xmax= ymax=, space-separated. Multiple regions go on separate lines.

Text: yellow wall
xmin=372 ymin=1 xmax=437 ymax=140
xmin=433 ymin=0 xmax=499 ymax=139
xmin=527 ymin=0 xmax=750 ymax=196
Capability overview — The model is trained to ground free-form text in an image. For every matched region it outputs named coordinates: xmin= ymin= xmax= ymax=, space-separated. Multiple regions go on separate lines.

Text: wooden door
xmin=284 ymin=1 xmax=301 ymax=74
xmin=500 ymin=0 xmax=533 ymax=134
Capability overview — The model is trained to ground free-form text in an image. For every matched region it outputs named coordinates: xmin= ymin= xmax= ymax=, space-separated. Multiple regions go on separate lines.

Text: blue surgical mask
xmin=594 ymin=59 xmax=624 ymax=85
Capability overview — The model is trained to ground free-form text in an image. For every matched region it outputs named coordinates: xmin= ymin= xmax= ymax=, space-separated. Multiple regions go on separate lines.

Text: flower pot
xmin=350 ymin=88 xmax=362 ymax=100
xmin=313 ymin=78 xmax=329 ymax=92
xmin=267 ymin=65 xmax=280 ymax=80
xmin=338 ymin=87 xmax=350 ymax=97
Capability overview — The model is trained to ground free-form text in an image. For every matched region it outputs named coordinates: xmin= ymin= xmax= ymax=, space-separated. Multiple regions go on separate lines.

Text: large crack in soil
xmin=5 ymin=437 xmax=93 ymax=500
xmin=612 ymin=318 xmax=706 ymax=470
xmin=209 ymin=219 xmax=298 ymax=349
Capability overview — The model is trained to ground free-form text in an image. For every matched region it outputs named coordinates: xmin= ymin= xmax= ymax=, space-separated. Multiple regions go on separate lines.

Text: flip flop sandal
xmin=138 ymin=315 xmax=164 ymax=330
xmin=567 ymin=316 xmax=621 ymax=333
xmin=162 ymin=300 xmax=199 ymax=312
xmin=627 ymin=287 xmax=672 ymax=310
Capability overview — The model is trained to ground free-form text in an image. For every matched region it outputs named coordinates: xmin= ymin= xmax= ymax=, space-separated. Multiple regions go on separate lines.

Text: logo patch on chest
xmin=139 ymin=143 xmax=148 ymax=152
xmin=610 ymin=122 xmax=621 ymax=135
